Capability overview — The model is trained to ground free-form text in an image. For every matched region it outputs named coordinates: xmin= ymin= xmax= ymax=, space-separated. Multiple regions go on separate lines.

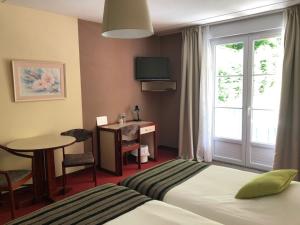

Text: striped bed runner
xmin=120 ymin=159 xmax=208 ymax=200
xmin=7 ymin=184 xmax=151 ymax=225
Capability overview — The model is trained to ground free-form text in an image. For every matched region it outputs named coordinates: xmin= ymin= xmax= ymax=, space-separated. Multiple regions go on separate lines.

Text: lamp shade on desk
xmin=102 ymin=0 xmax=154 ymax=39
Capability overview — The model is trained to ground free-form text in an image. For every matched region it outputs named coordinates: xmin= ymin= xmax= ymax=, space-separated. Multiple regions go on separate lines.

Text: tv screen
xmin=135 ymin=57 xmax=170 ymax=80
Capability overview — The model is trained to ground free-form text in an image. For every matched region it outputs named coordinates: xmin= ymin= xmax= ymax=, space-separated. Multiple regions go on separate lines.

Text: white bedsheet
xmin=106 ymin=200 xmax=222 ymax=225
xmin=164 ymin=165 xmax=300 ymax=225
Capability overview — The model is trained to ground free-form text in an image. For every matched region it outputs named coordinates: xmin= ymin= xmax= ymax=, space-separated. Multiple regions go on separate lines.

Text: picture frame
xmin=12 ymin=60 xmax=66 ymax=102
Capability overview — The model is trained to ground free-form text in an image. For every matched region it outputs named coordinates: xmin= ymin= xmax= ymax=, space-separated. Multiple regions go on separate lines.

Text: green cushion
xmin=235 ymin=169 xmax=297 ymax=199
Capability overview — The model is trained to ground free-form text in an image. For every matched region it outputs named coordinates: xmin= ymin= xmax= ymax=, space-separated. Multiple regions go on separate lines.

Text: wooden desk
xmin=6 ymin=135 xmax=76 ymax=202
xmin=97 ymin=121 xmax=157 ymax=176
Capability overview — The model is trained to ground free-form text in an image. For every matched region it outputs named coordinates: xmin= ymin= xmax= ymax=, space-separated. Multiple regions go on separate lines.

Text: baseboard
xmin=158 ymin=145 xmax=178 ymax=152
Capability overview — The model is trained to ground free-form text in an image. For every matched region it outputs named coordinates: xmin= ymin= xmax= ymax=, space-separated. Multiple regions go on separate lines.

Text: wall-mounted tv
xmin=135 ymin=57 xmax=170 ymax=80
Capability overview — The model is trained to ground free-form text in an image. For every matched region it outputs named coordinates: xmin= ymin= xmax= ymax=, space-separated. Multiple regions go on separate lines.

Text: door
xmin=212 ymin=30 xmax=282 ymax=170
xmin=246 ymin=32 xmax=282 ymax=170
xmin=212 ymin=36 xmax=248 ymax=167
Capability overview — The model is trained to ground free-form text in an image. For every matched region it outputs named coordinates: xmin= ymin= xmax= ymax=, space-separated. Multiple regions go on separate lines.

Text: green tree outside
xmin=217 ymin=38 xmax=280 ymax=104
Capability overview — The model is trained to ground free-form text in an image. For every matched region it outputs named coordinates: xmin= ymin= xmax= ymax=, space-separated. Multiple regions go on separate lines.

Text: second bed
xmin=120 ymin=159 xmax=300 ymax=225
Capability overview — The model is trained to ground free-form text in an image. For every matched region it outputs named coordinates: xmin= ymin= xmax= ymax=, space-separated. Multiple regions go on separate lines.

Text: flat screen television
xmin=135 ymin=57 xmax=170 ymax=80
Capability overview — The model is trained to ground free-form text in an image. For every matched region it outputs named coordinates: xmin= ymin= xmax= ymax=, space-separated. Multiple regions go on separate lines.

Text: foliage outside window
xmin=217 ymin=38 xmax=281 ymax=104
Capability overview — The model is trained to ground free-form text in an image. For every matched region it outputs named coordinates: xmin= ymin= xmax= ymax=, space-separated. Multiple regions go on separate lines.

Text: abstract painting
xmin=12 ymin=60 xmax=66 ymax=102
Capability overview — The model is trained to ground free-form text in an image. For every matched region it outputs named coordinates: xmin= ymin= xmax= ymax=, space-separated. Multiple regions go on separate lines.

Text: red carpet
xmin=0 ymin=148 xmax=176 ymax=224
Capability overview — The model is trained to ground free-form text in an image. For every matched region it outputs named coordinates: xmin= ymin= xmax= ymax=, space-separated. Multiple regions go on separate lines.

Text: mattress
xmin=7 ymin=183 xmax=222 ymax=225
xmin=121 ymin=160 xmax=300 ymax=225
xmin=165 ymin=166 xmax=300 ymax=225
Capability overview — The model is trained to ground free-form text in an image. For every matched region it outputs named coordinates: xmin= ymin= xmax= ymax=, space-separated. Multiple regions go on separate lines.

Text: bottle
xmin=119 ymin=113 xmax=126 ymax=124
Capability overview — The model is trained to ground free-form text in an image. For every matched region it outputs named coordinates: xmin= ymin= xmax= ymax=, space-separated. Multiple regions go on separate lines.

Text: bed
xmin=6 ymin=183 xmax=222 ymax=225
xmin=120 ymin=159 xmax=300 ymax=225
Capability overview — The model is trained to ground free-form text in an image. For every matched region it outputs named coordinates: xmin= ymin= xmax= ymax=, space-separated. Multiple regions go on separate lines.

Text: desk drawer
xmin=140 ymin=125 xmax=155 ymax=134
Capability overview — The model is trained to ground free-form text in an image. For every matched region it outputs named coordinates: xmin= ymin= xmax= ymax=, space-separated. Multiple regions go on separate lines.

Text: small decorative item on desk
xmin=119 ymin=113 xmax=126 ymax=124
xmin=133 ymin=105 xmax=140 ymax=121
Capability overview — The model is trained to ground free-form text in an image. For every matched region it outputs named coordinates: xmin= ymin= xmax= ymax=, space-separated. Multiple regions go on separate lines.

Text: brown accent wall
xmin=158 ymin=33 xmax=182 ymax=148
xmin=78 ymin=19 xmax=182 ymax=152
xmin=78 ymin=20 xmax=161 ymax=147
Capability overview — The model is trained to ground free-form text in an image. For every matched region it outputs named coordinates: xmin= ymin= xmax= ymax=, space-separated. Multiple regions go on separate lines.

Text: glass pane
xmin=253 ymin=37 xmax=282 ymax=75
xmin=216 ymin=42 xmax=244 ymax=76
xmin=251 ymin=110 xmax=279 ymax=145
xmin=216 ymin=76 xmax=243 ymax=108
xmin=215 ymin=108 xmax=242 ymax=140
xmin=252 ymin=75 xmax=281 ymax=109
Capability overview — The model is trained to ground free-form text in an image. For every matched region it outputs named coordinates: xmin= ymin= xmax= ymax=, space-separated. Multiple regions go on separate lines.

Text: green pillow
xmin=235 ymin=169 xmax=297 ymax=199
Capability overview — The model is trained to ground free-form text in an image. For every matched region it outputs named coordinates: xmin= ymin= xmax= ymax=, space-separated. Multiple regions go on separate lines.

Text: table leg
xmin=32 ymin=151 xmax=46 ymax=202
xmin=45 ymin=150 xmax=57 ymax=202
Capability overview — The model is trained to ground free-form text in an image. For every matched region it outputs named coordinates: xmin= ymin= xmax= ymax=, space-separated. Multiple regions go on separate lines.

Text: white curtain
xmin=178 ymin=26 xmax=213 ymax=162
xmin=198 ymin=26 xmax=213 ymax=162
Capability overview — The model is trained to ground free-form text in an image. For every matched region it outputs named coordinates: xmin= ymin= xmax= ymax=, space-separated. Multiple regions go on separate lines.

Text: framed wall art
xmin=12 ymin=60 xmax=66 ymax=102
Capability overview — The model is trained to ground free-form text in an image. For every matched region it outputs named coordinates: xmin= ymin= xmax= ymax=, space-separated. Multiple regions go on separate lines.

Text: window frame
xmin=210 ymin=29 xmax=283 ymax=170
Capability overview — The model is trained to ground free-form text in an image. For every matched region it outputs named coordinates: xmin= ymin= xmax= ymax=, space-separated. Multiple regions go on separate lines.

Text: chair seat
xmin=63 ymin=152 xmax=94 ymax=167
xmin=0 ymin=170 xmax=31 ymax=187
xmin=121 ymin=141 xmax=140 ymax=153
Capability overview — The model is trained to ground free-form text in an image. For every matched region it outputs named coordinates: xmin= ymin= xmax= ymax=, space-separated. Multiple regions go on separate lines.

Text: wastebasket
xmin=131 ymin=145 xmax=150 ymax=163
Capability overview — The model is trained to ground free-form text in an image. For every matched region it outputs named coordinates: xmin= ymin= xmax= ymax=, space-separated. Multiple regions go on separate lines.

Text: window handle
xmin=247 ymin=107 xmax=251 ymax=116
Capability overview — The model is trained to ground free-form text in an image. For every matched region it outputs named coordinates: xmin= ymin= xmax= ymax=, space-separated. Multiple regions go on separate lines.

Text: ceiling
xmin=4 ymin=0 xmax=300 ymax=34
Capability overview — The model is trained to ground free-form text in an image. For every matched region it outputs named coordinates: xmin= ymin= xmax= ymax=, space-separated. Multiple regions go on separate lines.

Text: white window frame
xmin=211 ymin=29 xmax=282 ymax=170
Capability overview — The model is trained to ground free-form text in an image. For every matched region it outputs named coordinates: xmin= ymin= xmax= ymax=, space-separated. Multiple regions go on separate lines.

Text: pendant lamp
xmin=102 ymin=0 xmax=154 ymax=39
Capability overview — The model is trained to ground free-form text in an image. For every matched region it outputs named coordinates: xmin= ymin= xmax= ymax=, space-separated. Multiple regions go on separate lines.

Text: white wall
xmin=209 ymin=12 xmax=283 ymax=39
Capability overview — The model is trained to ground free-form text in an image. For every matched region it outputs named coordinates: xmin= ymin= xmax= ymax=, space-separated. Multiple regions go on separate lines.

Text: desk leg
xmin=154 ymin=130 xmax=158 ymax=161
xmin=96 ymin=127 xmax=101 ymax=170
xmin=115 ymin=131 xmax=123 ymax=176
xmin=32 ymin=151 xmax=46 ymax=202
xmin=45 ymin=150 xmax=57 ymax=202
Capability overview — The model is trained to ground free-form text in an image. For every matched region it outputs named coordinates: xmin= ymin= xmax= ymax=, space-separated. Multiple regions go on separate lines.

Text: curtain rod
xmin=156 ymin=9 xmax=284 ymax=36
xmin=156 ymin=1 xmax=299 ymax=36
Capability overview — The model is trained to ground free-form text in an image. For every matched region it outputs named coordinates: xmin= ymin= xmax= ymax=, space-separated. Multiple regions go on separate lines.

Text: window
xmin=212 ymin=30 xmax=282 ymax=170
xmin=251 ymin=37 xmax=282 ymax=145
xmin=215 ymin=42 xmax=244 ymax=140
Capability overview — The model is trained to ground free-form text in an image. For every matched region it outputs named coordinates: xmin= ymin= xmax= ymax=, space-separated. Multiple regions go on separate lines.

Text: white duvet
xmin=164 ymin=165 xmax=300 ymax=225
xmin=106 ymin=200 xmax=222 ymax=225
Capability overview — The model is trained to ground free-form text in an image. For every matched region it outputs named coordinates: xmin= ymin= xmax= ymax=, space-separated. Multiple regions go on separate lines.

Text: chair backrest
xmin=121 ymin=124 xmax=140 ymax=142
xmin=61 ymin=129 xmax=92 ymax=143
xmin=96 ymin=116 xmax=108 ymax=126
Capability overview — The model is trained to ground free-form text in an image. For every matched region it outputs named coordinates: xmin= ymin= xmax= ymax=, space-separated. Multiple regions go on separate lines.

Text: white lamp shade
xmin=102 ymin=0 xmax=154 ymax=39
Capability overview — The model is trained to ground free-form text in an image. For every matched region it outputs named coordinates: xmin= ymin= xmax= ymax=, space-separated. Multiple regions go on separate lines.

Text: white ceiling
xmin=4 ymin=0 xmax=300 ymax=34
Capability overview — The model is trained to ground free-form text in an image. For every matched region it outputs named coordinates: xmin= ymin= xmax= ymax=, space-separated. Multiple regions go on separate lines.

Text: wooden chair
xmin=61 ymin=129 xmax=97 ymax=194
xmin=0 ymin=145 xmax=33 ymax=219
xmin=120 ymin=124 xmax=141 ymax=173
